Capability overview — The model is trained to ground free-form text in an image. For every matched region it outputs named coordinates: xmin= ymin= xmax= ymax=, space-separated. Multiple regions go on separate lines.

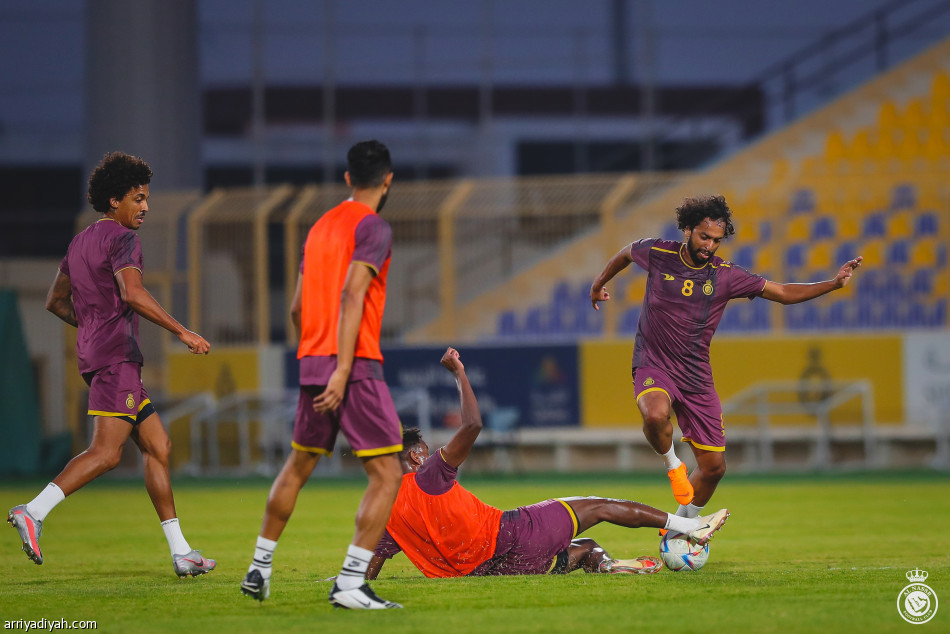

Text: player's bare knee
xmin=147 ymin=436 xmax=173 ymax=465
xmin=94 ymin=447 xmax=124 ymax=472
xmin=703 ymin=459 xmax=727 ymax=482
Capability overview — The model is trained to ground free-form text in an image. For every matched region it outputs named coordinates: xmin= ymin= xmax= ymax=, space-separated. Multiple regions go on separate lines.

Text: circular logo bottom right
xmin=898 ymin=580 xmax=939 ymax=625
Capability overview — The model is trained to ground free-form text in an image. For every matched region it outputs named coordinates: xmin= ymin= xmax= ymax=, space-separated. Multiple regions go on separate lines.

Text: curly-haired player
xmin=8 ymin=152 xmax=216 ymax=578
xmin=589 ymin=194 xmax=862 ymax=521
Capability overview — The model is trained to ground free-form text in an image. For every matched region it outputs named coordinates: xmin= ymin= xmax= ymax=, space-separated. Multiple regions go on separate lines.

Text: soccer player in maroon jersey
xmin=366 ymin=348 xmax=728 ymax=581
xmin=590 ymin=195 xmax=862 ymax=522
xmin=7 ymin=152 xmax=216 ymax=578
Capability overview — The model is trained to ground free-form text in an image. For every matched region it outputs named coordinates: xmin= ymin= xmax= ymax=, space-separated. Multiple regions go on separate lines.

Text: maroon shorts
xmin=633 ymin=366 xmax=725 ymax=451
xmin=292 ymin=378 xmax=402 ymax=457
xmin=469 ymin=499 xmax=578 ymax=576
xmin=82 ymin=362 xmax=155 ymax=425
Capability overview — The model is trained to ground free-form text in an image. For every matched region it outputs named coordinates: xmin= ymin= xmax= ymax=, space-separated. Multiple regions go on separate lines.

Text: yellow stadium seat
xmin=769 ymin=159 xmax=790 ymax=184
xmin=888 ymin=210 xmax=914 ymax=240
xmin=879 ymin=101 xmax=900 ymax=133
xmin=806 ymin=242 xmax=833 ymax=270
xmin=903 ymin=98 xmax=926 ymax=132
xmin=825 ymin=131 xmax=847 ymax=164
xmin=734 ymin=220 xmax=758 ymax=243
xmin=755 ymin=248 xmax=776 ymax=272
xmin=860 ymin=239 xmax=886 ymax=269
xmin=922 ymin=129 xmax=950 ymax=161
xmin=836 ymin=215 xmax=862 ymax=240
xmin=911 ymin=237 xmax=939 ymax=268
xmin=848 ymin=129 xmax=871 ymax=163
xmin=935 ymin=270 xmax=949 ymax=297
xmin=625 ymin=274 xmax=647 ymax=305
xmin=785 ymin=215 xmax=811 ymax=241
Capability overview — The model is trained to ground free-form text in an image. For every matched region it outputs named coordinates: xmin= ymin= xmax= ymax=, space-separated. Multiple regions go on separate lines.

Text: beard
xmin=686 ymin=240 xmax=710 ymax=265
xmin=376 ymin=189 xmax=390 ymax=213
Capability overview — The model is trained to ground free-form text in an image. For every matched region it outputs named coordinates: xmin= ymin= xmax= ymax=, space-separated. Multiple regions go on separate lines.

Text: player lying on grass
xmin=366 ymin=348 xmax=729 ymax=580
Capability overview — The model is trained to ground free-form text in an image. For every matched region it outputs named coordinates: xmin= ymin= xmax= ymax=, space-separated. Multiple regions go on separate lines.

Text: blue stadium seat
xmin=732 ymin=245 xmax=755 ymax=269
xmin=496 ymin=310 xmax=518 ymax=338
xmin=878 ymin=303 xmax=901 ymax=328
xmin=906 ymin=301 xmax=926 ymax=327
xmin=811 ymin=216 xmax=836 ymax=240
xmin=887 ymin=240 xmax=910 ymax=266
xmin=855 ymin=299 xmax=876 ymax=329
xmin=784 ymin=244 xmax=807 ymax=269
xmin=619 ymin=307 xmax=640 ymax=335
xmin=551 ymin=281 xmax=572 ymax=309
xmin=911 ymin=269 xmax=934 ymax=295
xmin=933 ymin=300 xmax=947 ymax=327
xmin=522 ymin=306 xmax=547 ymax=337
xmin=786 ymin=303 xmax=818 ymax=330
xmin=789 ymin=189 xmax=815 ymax=214
xmin=863 ymin=213 xmax=887 ymax=238
xmin=750 ymin=300 xmax=770 ymax=330
xmin=915 ymin=212 xmax=938 ymax=236
xmin=890 ymin=184 xmax=916 ymax=211
xmin=826 ymin=302 xmax=851 ymax=329
xmin=759 ymin=220 xmax=773 ymax=243
xmin=661 ymin=222 xmax=680 ymax=241
xmin=718 ymin=304 xmax=742 ymax=332
xmin=835 ymin=241 xmax=857 ymax=264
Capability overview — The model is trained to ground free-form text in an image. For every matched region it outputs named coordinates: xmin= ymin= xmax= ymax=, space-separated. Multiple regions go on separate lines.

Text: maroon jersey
xmin=629 ymin=238 xmax=766 ymax=392
xmin=60 ymin=218 xmax=144 ymax=374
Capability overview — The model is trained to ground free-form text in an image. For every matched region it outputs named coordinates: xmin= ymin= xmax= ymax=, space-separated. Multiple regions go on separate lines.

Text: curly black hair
xmin=400 ymin=427 xmax=423 ymax=459
xmin=87 ymin=152 xmax=153 ymax=213
xmin=675 ymin=195 xmax=736 ymax=238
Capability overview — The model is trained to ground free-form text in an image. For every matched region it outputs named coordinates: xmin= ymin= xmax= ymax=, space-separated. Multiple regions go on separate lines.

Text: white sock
xmin=26 ymin=483 xmax=65 ymax=522
xmin=161 ymin=518 xmax=192 ymax=557
xmin=681 ymin=502 xmax=704 ymax=518
xmin=659 ymin=446 xmax=681 ymax=471
xmin=336 ymin=544 xmax=373 ymax=591
xmin=249 ymin=536 xmax=277 ymax=580
xmin=665 ymin=513 xmax=701 ymax=534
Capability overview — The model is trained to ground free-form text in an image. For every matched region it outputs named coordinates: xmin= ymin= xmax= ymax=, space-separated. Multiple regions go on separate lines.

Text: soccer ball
xmin=659 ymin=532 xmax=709 ymax=571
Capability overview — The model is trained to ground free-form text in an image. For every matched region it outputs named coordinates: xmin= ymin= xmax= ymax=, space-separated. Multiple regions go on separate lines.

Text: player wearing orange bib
xmin=367 ymin=348 xmax=729 ymax=581
xmin=242 ymin=141 xmax=403 ymax=610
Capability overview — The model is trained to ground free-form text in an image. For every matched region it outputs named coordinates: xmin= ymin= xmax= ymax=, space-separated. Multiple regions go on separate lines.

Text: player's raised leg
xmin=636 ymin=388 xmax=694 ymax=505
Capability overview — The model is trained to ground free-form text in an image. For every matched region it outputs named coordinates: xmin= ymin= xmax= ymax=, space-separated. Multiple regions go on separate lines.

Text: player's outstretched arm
xmin=115 ymin=268 xmax=210 ymax=354
xmin=45 ymin=269 xmax=77 ymax=327
xmin=760 ymin=256 xmax=862 ymax=305
xmin=440 ymin=347 xmax=483 ymax=468
xmin=590 ymin=244 xmax=634 ymax=310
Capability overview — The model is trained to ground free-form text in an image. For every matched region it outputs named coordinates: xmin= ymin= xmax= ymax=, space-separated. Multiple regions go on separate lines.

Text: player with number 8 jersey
xmin=589 ymin=195 xmax=862 ymax=527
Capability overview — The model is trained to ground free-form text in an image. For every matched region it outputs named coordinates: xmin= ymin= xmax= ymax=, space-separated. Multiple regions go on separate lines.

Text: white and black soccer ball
xmin=659 ymin=531 xmax=709 ymax=571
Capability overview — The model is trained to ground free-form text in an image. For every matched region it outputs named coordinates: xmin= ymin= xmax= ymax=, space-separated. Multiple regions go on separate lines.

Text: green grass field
xmin=2 ymin=471 xmax=947 ymax=633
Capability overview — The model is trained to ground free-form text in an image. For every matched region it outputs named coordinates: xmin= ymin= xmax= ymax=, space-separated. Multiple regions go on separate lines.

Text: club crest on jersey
xmin=643 ymin=378 xmax=655 ymax=386
xmin=703 ymin=280 xmax=714 ymax=295
xmin=126 ymin=393 xmax=135 ymax=410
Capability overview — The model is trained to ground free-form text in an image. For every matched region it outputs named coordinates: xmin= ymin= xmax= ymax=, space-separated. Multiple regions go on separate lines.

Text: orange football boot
xmin=667 ymin=463 xmax=694 ymax=505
